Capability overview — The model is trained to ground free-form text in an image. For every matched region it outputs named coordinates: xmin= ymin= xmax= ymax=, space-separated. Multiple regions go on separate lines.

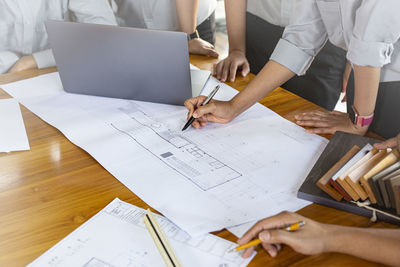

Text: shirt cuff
xmin=270 ymin=38 xmax=314 ymax=76
xmin=347 ymin=37 xmax=394 ymax=67
xmin=32 ymin=49 xmax=56 ymax=69
xmin=0 ymin=51 xmax=20 ymax=74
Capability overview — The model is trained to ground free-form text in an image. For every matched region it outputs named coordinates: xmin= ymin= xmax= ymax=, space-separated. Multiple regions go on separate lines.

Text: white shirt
xmin=110 ymin=0 xmax=217 ymax=30
xmin=246 ymin=0 xmax=291 ymax=27
xmin=267 ymin=0 xmax=400 ymax=82
xmin=0 ymin=0 xmax=116 ymax=74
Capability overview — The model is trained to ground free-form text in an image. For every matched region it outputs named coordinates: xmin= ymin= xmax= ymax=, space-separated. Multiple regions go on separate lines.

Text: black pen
xmin=182 ymin=85 xmax=220 ymax=131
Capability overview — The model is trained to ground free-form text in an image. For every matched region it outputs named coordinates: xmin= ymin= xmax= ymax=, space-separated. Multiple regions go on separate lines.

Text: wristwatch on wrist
xmin=348 ymin=105 xmax=374 ymax=127
xmin=187 ymin=29 xmax=199 ymax=41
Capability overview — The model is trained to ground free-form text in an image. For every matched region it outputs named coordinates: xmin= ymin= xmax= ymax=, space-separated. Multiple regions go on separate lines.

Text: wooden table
xmin=0 ymin=55 xmax=397 ymax=267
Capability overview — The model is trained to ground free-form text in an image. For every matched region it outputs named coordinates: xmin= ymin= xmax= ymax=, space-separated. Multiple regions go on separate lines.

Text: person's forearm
xmin=326 ymin=225 xmax=400 ymax=266
xmin=353 ymin=65 xmax=381 ymax=116
xmin=230 ymin=60 xmax=295 ymax=115
xmin=175 ymin=0 xmax=198 ymax=34
xmin=225 ymin=0 xmax=246 ymax=53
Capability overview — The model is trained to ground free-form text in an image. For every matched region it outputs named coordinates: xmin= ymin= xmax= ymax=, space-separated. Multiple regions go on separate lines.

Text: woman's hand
xmin=295 ymin=110 xmax=368 ymax=136
xmin=237 ymin=211 xmax=331 ymax=258
xmin=183 ymin=96 xmax=238 ymax=129
xmin=374 ymin=133 xmax=400 ymax=152
xmin=8 ymin=55 xmax=38 ymax=73
xmin=213 ymin=50 xmax=250 ymax=82
xmin=188 ymin=38 xmax=219 ymax=58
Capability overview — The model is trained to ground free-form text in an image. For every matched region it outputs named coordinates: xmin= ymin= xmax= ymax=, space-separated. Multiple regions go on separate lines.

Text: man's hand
xmin=213 ymin=50 xmax=250 ymax=82
xmin=8 ymin=55 xmax=38 ymax=73
xmin=374 ymin=133 xmax=400 ymax=152
xmin=188 ymin=38 xmax=219 ymax=58
xmin=295 ymin=110 xmax=368 ymax=136
xmin=237 ymin=211 xmax=331 ymax=258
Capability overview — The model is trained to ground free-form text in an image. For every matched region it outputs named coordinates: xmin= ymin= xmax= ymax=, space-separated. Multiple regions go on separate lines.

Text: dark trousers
xmin=197 ymin=11 xmax=216 ymax=45
xmin=245 ymin=12 xmax=347 ymax=110
xmin=346 ymin=74 xmax=400 ymax=139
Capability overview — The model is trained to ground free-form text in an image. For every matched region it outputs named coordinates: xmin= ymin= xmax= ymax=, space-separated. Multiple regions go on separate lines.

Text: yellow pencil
xmin=230 ymin=221 xmax=306 ymax=252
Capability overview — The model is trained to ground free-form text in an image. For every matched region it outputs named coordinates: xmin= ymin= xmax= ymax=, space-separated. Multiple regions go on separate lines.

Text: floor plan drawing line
xmin=110 ymin=113 xmax=242 ymax=191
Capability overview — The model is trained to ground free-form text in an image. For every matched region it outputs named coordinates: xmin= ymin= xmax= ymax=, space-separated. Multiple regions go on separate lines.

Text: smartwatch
xmin=348 ymin=105 xmax=374 ymax=127
xmin=187 ymin=29 xmax=199 ymax=41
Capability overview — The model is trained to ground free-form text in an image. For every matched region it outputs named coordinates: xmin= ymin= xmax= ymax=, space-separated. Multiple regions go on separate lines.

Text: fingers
xmin=305 ymin=127 xmax=336 ymax=135
xmin=215 ymin=61 xmax=225 ymax=80
xmin=204 ymin=47 xmax=219 ymax=58
xmin=229 ymin=61 xmax=239 ymax=82
xmin=184 ymin=96 xmax=206 ymax=119
xmin=237 ymin=211 xmax=297 ymax=245
xmin=241 ymin=61 xmax=250 ymax=77
xmin=296 ymin=120 xmax=331 ymax=128
xmin=374 ymin=137 xmax=397 ymax=150
xmin=193 ymin=102 xmax=216 ymax=119
xmin=221 ymin=61 xmax=230 ymax=82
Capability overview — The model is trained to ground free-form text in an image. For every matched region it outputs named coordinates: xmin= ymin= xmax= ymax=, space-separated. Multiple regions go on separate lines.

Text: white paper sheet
xmin=190 ymin=69 xmax=211 ymax=96
xmin=1 ymin=73 xmax=326 ymax=236
xmin=28 ymin=198 xmax=254 ymax=267
xmin=0 ymin=98 xmax=30 ymax=152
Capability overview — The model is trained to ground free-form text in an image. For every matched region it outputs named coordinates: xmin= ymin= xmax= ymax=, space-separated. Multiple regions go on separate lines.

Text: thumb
xmin=193 ymin=102 xmax=216 ymax=119
xmin=259 ymin=230 xmax=291 ymax=245
xmin=374 ymin=137 xmax=397 ymax=150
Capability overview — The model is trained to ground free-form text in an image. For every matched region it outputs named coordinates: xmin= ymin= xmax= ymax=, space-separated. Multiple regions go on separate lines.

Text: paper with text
xmin=28 ymin=198 xmax=254 ymax=267
xmin=1 ymin=72 xmax=326 ymax=236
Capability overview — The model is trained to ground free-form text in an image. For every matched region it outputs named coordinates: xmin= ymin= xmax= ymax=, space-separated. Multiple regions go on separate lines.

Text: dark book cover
xmin=297 ymin=131 xmax=400 ymax=225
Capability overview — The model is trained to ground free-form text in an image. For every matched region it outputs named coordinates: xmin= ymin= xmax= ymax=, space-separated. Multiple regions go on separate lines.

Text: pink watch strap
xmin=356 ymin=114 xmax=374 ymax=127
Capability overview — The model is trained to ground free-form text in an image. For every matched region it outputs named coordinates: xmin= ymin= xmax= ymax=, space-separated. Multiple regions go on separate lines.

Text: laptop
xmin=45 ymin=20 xmax=192 ymax=106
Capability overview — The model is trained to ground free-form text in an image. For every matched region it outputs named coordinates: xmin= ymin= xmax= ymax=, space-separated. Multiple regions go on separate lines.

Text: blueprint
xmin=28 ymin=198 xmax=254 ymax=267
xmin=1 ymin=72 xmax=327 ymax=236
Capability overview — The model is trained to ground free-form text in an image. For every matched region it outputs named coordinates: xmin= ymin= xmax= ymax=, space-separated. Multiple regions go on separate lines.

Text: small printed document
xmin=0 ymin=98 xmax=30 ymax=152
xmin=1 ymin=72 xmax=327 ymax=236
xmin=28 ymin=198 xmax=254 ymax=267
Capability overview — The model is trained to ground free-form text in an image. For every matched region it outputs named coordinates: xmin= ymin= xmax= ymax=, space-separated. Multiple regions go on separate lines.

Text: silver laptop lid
xmin=45 ymin=20 xmax=192 ymax=106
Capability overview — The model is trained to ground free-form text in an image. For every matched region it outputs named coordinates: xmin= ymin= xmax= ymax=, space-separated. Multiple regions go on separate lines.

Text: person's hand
xmin=341 ymin=61 xmax=352 ymax=102
xmin=183 ymin=96 xmax=237 ymax=129
xmin=8 ymin=55 xmax=38 ymax=73
xmin=213 ymin=50 xmax=250 ymax=82
xmin=188 ymin=38 xmax=219 ymax=58
xmin=295 ymin=110 xmax=368 ymax=136
xmin=374 ymin=133 xmax=400 ymax=152
xmin=237 ymin=211 xmax=331 ymax=258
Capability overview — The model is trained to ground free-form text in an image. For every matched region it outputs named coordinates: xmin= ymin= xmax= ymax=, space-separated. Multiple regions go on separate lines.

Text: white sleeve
xmin=270 ymin=0 xmax=328 ymax=75
xmin=32 ymin=49 xmax=56 ymax=69
xmin=0 ymin=51 xmax=20 ymax=74
xmin=68 ymin=0 xmax=118 ymax=25
xmin=347 ymin=0 xmax=400 ymax=67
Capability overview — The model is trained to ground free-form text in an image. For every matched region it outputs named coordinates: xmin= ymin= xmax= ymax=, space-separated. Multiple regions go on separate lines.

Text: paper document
xmin=191 ymin=69 xmax=211 ymax=96
xmin=0 ymin=98 xmax=30 ymax=152
xmin=1 ymin=72 xmax=326 ymax=236
xmin=28 ymin=198 xmax=254 ymax=267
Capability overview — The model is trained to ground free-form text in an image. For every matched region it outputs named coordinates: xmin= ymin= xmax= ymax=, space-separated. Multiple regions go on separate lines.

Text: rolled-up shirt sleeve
xmin=270 ymin=0 xmax=327 ymax=75
xmin=32 ymin=49 xmax=56 ymax=69
xmin=0 ymin=51 xmax=20 ymax=74
xmin=347 ymin=0 xmax=400 ymax=67
xmin=69 ymin=0 xmax=118 ymax=26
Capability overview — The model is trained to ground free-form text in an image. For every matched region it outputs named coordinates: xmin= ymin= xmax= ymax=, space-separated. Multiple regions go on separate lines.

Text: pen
xmin=182 ymin=85 xmax=220 ymax=131
xmin=229 ymin=221 xmax=306 ymax=252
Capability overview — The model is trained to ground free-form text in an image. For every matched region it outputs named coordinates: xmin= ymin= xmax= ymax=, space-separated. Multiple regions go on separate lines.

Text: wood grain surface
xmin=0 ymin=55 xmax=396 ymax=267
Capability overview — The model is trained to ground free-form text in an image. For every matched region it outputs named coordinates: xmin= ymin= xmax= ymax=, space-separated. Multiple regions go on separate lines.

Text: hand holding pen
xmin=236 ymin=212 xmax=330 ymax=258
xmin=183 ymin=85 xmax=237 ymax=130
